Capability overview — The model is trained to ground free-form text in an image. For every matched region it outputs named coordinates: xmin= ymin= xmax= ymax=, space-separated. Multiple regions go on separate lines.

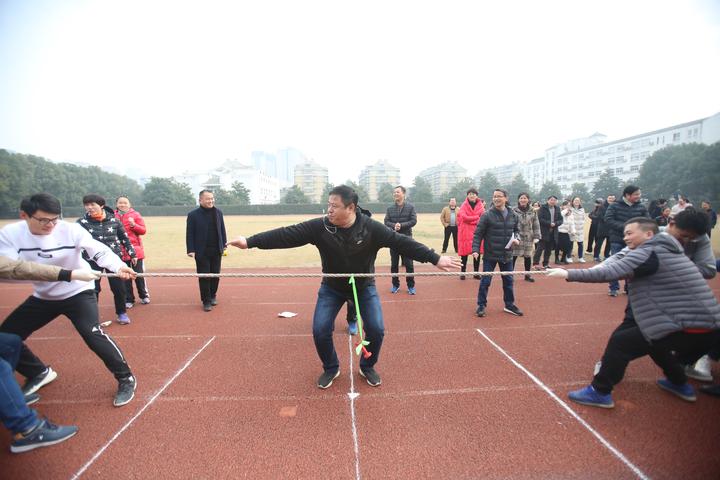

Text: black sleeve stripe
xmin=17 ymin=246 xmax=76 ymax=254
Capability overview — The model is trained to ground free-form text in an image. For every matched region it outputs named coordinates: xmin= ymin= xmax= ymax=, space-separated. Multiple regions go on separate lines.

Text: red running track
xmin=1 ymin=266 xmax=719 ymax=479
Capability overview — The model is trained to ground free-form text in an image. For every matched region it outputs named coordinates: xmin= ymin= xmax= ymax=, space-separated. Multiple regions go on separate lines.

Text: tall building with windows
xmin=476 ymin=112 xmax=720 ymax=196
xmin=175 ymin=159 xmax=281 ymax=204
xmin=252 ymin=147 xmax=307 ymax=187
xmin=358 ymin=159 xmax=401 ymax=201
xmin=418 ymin=161 xmax=468 ymax=199
xmin=294 ymin=159 xmax=329 ymax=203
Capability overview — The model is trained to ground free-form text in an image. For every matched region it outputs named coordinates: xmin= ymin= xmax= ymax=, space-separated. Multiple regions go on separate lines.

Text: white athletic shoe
xmin=578 ymin=258 xmax=586 ymax=263
xmin=566 ymin=257 xmax=574 ymax=263
xmin=685 ymin=355 xmax=713 ymax=382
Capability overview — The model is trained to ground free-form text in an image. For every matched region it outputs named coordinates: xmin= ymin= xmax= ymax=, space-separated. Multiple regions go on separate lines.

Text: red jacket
xmin=457 ymin=199 xmax=484 ymax=256
xmin=115 ymin=208 xmax=147 ymax=260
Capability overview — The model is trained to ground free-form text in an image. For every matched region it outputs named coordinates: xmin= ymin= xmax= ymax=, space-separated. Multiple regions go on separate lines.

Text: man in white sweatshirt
xmin=0 ymin=193 xmax=138 ymax=407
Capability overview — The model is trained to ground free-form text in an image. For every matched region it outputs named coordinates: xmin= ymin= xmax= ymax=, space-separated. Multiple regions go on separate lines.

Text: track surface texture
xmin=2 ymin=266 xmax=719 ymax=479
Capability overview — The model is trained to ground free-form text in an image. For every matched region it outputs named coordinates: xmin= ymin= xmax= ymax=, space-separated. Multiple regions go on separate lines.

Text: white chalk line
xmin=347 ymin=334 xmax=362 ymax=480
xmin=475 ymin=327 xmax=649 ymax=480
xmin=69 ymin=336 xmax=216 ymax=480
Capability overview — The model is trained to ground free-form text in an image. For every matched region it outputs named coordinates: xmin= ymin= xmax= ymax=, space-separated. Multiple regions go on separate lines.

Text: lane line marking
xmin=69 ymin=336 xmax=216 ymax=480
xmin=475 ymin=328 xmax=649 ymax=480
xmin=347 ymin=334 xmax=362 ymax=480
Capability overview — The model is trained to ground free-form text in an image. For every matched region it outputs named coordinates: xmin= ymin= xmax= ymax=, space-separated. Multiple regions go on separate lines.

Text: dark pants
xmin=124 ymin=259 xmax=149 ymax=303
xmin=477 ymin=258 xmax=515 ymax=308
xmin=442 ymin=226 xmax=458 ymax=253
xmin=313 ymin=284 xmax=383 ymax=373
xmin=390 ymin=249 xmax=414 ymax=288
xmin=608 ymin=242 xmax=625 ymax=292
xmin=592 ymin=324 xmax=720 ymax=395
xmin=533 ymin=236 xmax=557 ymax=267
xmin=593 ymin=235 xmax=611 ymax=259
xmin=586 ymin=223 xmax=598 ymax=252
xmin=558 ymin=233 xmax=572 ymax=261
xmin=88 ymin=261 xmax=127 ymax=315
xmin=460 ymin=255 xmax=480 ymax=277
xmin=513 ymin=255 xmax=532 ymax=273
xmin=195 ymin=249 xmax=222 ymax=304
xmin=0 ymin=290 xmax=132 ymax=381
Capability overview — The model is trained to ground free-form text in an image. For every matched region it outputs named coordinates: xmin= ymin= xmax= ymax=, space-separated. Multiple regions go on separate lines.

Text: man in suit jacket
xmin=186 ymin=190 xmax=227 ymax=311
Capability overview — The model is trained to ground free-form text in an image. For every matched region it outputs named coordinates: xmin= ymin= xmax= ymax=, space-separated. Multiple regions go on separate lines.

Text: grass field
xmin=1 ymin=213 xmax=718 ymax=269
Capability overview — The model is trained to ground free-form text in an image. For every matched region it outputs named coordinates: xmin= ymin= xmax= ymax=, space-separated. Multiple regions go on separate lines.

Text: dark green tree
xmin=591 ymin=169 xmax=623 ymax=200
xmin=506 ymin=173 xmax=533 ymax=205
xmin=442 ymin=177 xmax=477 ymax=203
xmin=409 ymin=176 xmax=433 ymax=203
xmin=376 ymin=183 xmax=395 ymax=203
xmin=568 ymin=182 xmax=592 ymax=206
xmin=142 ymin=177 xmax=195 ymax=206
xmin=536 ymin=180 xmax=562 ymax=202
xmin=282 ymin=185 xmax=311 ymax=204
xmin=321 ymin=182 xmax=335 ymax=201
xmin=476 ymin=172 xmax=501 ymax=203
xmin=344 ymin=181 xmax=369 ymax=204
xmin=231 ymin=181 xmax=251 ymax=205
xmin=212 ymin=188 xmax=238 ymax=205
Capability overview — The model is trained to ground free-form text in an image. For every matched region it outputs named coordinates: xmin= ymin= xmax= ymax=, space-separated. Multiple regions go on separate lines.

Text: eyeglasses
xmin=31 ymin=216 xmax=60 ymax=226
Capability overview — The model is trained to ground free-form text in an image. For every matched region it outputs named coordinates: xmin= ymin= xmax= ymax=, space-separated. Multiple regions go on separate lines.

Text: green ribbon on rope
xmin=349 ymin=275 xmax=371 ymax=358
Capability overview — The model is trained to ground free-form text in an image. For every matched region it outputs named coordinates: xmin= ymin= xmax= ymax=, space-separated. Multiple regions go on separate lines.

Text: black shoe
xmin=476 ymin=306 xmax=486 ymax=317
xmin=460 ymin=275 xmax=466 ymax=280
xmin=114 ymin=376 xmax=137 ymax=407
xmin=22 ymin=367 xmax=58 ymax=396
xmin=441 ymin=250 xmax=447 ymax=254
xmin=473 ymin=275 xmax=481 ymax=280
xmin=25 ymin=392 xmax=40 ymax=405
xmin=504 ymin=305 xmax=524 ymax=316
xmin=317 ymin=370 xmax=340 ymax=389
xmin=700 ymin=384 xmax=720 ymax=397
xmin=359 ymin=367 xmax=382 ymax=387
xmin=542 ymin=264 xmax=549 ymax=269
xmin=210 ymin=297 xmax=218 ymax=306
xmin=203 ymin=303 xmax=212 ymax=312
xmin=524 ymin=275 xmax=535 ymax=282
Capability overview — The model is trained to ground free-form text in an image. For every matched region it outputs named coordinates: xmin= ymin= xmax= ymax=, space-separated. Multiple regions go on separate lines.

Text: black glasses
xmin=31 ymin=216 xmax=60 ymax=226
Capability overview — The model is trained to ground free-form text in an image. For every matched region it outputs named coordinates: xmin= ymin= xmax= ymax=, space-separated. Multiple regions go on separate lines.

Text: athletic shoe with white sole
xmin=10 ymin=418 xmax=78 ymax=453
xmin=359 ymin=367 xmax=382 ymax=387
xmin=657 ymin=378 xmax=696 ymax=402
xmin=317 ymin=370 xmax=340 ymax=389
xmin=568 ymin=385 xmax=614 ymax=408
xmin=114 ymin=376 xmax=137 ymax=407
xmin=22 ymin=367 xmax=58 ymax=396
xmin=684 ymin=355 xmax=713 ymax=382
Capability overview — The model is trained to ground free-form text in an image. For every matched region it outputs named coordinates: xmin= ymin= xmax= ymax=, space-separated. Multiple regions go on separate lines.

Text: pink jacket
xmin=457 ymin=199 xmax=485 ymax=256
xmin=115 ymin=208 xmax=147 ymax=260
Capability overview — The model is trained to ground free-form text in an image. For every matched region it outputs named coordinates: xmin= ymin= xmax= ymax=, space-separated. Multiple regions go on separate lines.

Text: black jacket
xmin=246 ymin=213 xmax=439 ymax=295
xmin=384 ymin=202 xmax=417 ymax=236
xmin=604 ymin=199 xmax=649 ymax=244
xmin=186 ymin=206 xmax=227 ymax=255
xmin=537 ymin=203 xmax=563 ymax=243
xmin=595 ymin=201 xmax=611 ymax=238
xmin=77 ymin=205 xmax=135 ymax=260
xmin=472 ymin=206 xmax=520 ymax=262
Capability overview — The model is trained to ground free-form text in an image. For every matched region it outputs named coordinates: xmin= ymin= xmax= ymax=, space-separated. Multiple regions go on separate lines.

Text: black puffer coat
xmin=472 ymin=207 xmax=520 ymax=262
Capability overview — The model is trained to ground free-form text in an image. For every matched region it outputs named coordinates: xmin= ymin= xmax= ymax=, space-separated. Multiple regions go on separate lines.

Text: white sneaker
xmin=685 ymin=355 xmax=713 ymax=382
xmin=578 ymin=258 xmax=586 ymax=263
xmin=566 ymin=257 xmax=574 ymax=263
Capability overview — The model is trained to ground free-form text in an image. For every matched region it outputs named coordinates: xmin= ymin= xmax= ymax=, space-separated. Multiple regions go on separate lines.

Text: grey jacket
xmin=566 ymin=233 xmax=720 ymax=341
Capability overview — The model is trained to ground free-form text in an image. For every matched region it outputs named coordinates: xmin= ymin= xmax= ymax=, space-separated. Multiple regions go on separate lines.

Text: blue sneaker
xmin=657 ymin=378 xmax=696 ymax=402
xmin=568 ymin=385 xmax=614 ymax=408
xmin=390 ymin=286 xmax=400 ymax=294
xmin=347 ymin=321 xmax=358 ymax=336
xmin=11 ymin=418 xmax=78 ymax=453
xmin=117 ymin=313 xmax=131 ymax=325
xmin=408 ymin=287 xmax=416 ymax=295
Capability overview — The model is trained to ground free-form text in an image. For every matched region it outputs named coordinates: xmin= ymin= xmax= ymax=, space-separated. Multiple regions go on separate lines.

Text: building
xmin=417 ymin=161 xmax=468 ymax=199
xmin=474 ymin=162 xmax=525 ymax=187
xmin=252 ymin=147 xmax=307 ymax=186
xmin=294 ymin=159 xmax=329 ymax=203
xmin=358 ymin=159 xmax=401 ymax=201
xmin=477 ymin=112 xmax=720 ymax=196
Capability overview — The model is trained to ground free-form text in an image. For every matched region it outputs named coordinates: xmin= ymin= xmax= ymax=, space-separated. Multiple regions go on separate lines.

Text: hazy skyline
xmin=1 ymin=0 xmax=719 ymax=185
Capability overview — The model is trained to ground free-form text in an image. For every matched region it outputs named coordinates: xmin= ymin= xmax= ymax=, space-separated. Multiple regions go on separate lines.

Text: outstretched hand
xmin=227 ymin=236 xmax=248 ymax=249
xmin=546 ymin=268 xmax=568 ymax=279
xmin=435 ymin=255 xmax=462 ymax=271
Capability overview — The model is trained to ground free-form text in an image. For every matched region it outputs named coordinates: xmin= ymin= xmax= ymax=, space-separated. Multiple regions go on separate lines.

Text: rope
xmin=100 ymin=270 xmax=550 ymax=278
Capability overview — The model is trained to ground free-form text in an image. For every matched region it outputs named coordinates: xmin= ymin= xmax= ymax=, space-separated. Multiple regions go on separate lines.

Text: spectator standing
xmin=701 ymin=201 xmax=717 ymax=238
xmin=604 ymin=185 xmax=649 ymax=296
xmin=532 ymin=196 xmax=562 ymax=269
xmin=512 ymin=193 xmax=541 ymax=282
xmin=586 ymin=199 xmax=603 ymax=255
xmin=186 ymin=190 xmax=227 ymax=312
xmin=569 ymin=197 xmax=587 ymax=263
xmin=384 ymin=186 xmax=418 ymax=295
xmin=655 ymin=207 xmax=672 ymax=227
xmin=457 ymin=188 xmax=485 ymax=280
xmin=647 ymin=198 xmax=667 ymax=219
xmin=440 ymin=198 xmax=459 ymax=254
xmin=593 ymin=194 xmax=615 ymax=262
xmin=671 ymin=195 xmax=692 ymax=215
xmin=115 ymin=196 xmax=150 ymax=307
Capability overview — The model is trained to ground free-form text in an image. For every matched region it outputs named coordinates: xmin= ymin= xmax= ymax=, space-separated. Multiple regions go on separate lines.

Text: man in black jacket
xmin=228 ymin=185 xmax=460 ymax=389
xmin=592 ymin=194 xmax=615 ymax=261
xmin=604 ymin=185 xmax=649 ymax=296
xmin=532 ymin=196 xmax=562 ymax=269
xmin=186 ymin=190 xmax=227 ymax=312
xmin=473 ymin=189 xmax=522 ymax=317
xmin=384 ymin=186 xmax=418 ymax=294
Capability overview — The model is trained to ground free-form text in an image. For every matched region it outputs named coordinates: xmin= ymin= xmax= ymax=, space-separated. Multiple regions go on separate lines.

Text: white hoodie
xmin=0 ymin=220 xmax=125 ymax=300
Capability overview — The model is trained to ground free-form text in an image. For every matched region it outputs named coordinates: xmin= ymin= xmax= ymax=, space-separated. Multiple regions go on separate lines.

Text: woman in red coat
xmin=115 ymin=196 xmax=150 ymax=306
xmin=457 ymin=188 xmax=485 ymax=280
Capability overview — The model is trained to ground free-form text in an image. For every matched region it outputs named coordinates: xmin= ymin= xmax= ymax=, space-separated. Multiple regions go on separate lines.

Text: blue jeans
xmin=313 ymin=284 xmax=384 ymax=373
xmin=477 ymin=258 xmax=515 ymax=308
xmin=608 ymin=242 xmax=625 ymax=292
xmin=0 ymin=333 xmax=38 ymax=434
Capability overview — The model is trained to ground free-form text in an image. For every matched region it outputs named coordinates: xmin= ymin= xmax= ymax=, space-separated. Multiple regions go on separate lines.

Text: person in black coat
xmin=586 ymin=199 xmax=603 ymax=254
xmin=384 ymin=186 xmax=418 ymax=294
xmin=532 ymin=196 xmax=563 ymax=268
xmin=593 ymin=194 xmax=615 ymax=261
xmin=186 ymin=190 xmax=227 ymax=311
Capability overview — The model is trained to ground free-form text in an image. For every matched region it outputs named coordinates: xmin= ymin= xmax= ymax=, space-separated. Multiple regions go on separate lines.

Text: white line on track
xmin=347 ymin=334 xmax=362 ymax=480
xmin=69 ymin=336 xmax=216 ymax=480
xmin=475 ymin=328 xmax=650 ymax=480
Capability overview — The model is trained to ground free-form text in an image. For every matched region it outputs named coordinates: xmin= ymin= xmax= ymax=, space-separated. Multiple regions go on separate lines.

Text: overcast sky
xmin=1 ymin=0 xmax=719 ymax=185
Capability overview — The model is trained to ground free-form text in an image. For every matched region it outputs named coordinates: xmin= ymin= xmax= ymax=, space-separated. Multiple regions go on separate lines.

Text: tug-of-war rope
xmin=100 ymin=269 xmax=550 ymax=357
